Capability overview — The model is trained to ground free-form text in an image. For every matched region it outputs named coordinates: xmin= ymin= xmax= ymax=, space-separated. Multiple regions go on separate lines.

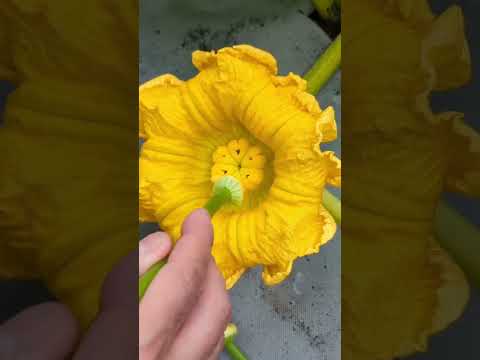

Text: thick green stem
xmin=304 ymin=33 xmax=341 ymax=95
xmin=225 ymin=338 xmax=249 ymax=360
xmin=312 ymin=0 xmax=341 ymax=23
xmin=435 ymin=201 xmax=480 ymax=288
xmin=323 ymin=190 xmax=341 ymax=224
xmin=204 ymin=187 xmax=232 ymax=217
xmin=139 ymin=259 xmax=166 ymax=300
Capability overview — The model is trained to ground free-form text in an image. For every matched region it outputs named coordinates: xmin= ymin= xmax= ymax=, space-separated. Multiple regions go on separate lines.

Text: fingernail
xmin=195 ymin=208 xmax=211 ymax=220
xmin=139 ymin=232 xmax=169 ymax=259
xmin=183 ymin=208 xmax=211 ymax=234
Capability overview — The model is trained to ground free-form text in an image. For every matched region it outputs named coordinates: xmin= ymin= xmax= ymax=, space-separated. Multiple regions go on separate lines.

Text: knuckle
xmin=171 ymin=258 xmax=206 ymax=302
xmin=172 ymin=303 xmax=191 ymax=327
xmin=180 ymin=258 xmax=205 ymax=290
xmin=139 ymin=326 xmax=171 ymax=360
xmin=179 ymin=233 xmax=196 ymax=245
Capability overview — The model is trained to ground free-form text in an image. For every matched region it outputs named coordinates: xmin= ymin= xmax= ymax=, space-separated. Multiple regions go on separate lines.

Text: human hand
xmin=0 ymin=209 xmax=230 ymax=360
xmin=139 ymin=208 xmax=232 ymax=360
xmin=0 ymin=245 xmax=139 ymax=359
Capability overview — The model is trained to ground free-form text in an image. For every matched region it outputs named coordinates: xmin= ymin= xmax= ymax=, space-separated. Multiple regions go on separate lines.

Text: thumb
xmin=0 ymin=302 xmax=78 ymax=360
xmin=73 ymin=249 xmax=138 ymax=360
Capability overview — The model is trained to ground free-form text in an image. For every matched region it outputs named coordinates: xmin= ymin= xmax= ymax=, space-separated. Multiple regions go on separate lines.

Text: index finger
xmin=139 ymin=208 xmax=214 ymax=353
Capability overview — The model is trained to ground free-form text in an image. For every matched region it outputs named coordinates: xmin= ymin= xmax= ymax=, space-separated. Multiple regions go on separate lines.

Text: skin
xmin=0 ymin=209 xmax=232 ymax=360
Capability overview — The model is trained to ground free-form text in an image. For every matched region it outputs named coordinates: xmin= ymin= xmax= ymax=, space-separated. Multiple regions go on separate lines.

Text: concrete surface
xmin=140 ymin=1 xmax=341 ymax=359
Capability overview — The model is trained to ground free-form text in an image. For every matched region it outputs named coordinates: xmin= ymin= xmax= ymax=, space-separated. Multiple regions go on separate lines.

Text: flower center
xmin=211 ymin=138 xmax=266 ymax=191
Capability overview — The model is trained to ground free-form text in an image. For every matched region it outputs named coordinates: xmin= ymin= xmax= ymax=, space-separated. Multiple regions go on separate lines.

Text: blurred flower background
xmin=1 ymin=0 xmax=478 ymax=359
xmin=408 ymin=0 xmax=479 ymax=357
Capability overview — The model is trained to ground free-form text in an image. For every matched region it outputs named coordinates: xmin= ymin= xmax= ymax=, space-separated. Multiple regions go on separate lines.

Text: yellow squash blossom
xmin=343 ymin=0 xmax=478 ymax=359
xmin=0 ymin=0 xmax=137 ymax=328
xmin=139 ymin=45 xmax=341 ymax=288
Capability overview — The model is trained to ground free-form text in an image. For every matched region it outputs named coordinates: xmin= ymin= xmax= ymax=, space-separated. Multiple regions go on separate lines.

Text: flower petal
xmin=242 ymin=75 xmax=337 ymax=157
xmin=190 ymin=46 xmax=278 ymax=130
xmin=315 ymin=106 xmax=337 ymax=144
xmin=261 ymin=204 xmax=336 ymax=285
xmin=262 ymin=261 xmax=293 ymax=285
xmin=444 ymin=113 xmax=480 ymax=196
xmin=140 ymin=135 xmax=213 ymax=229
xmin=139 ymin=74 xmax=192 ymax=139
xmin=273 ymin=152 xmax=329 ymax=198
xmin=192 ymin=45 xmax=278 ymax=75
xmin=422 ymin=5 xmax=471 ymax=91
xmin=273 ymin=72 xmax=307 ymax=92
xmin=428 ymin=241 xmax=469 ymax=334
xmin=0 ymin=19 xmax=16 ymax=82
xmin=139 ymin=45 xmax=341 ymax=293
xmin=216 ymin=195 xmax=336 ymax=288
xmin=211 ymin=211 xmax=249 ymax=288
xmin=322 ymin=151 xmax=342 ymax=188
xmin=0 ymin=158 xmax=36 ymax=277
xmin=385 ymin=0 xmax=434 ymax=23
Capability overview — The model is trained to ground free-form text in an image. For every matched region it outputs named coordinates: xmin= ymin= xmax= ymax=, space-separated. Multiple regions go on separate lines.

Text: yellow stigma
xmin=211 ymin=138 xmax=266 ymax=191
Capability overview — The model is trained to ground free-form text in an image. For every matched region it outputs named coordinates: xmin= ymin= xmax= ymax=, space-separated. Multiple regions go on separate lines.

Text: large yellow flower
xmin=139 ymin=45 xmax=341 ymax=288
xmin=0 ymin=0 xmax=137 ymax=329
xmin=343 ymin=1 xmax=478 ymax=359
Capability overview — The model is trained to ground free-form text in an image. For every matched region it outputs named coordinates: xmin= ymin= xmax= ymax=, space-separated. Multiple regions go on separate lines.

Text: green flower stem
xmin=224 ymin=324 xmax=248 ymax=360
xmin=204 ymin=186 xmax=233 ymax=217
xmin=139 ymin=188 xmax=233 ymax=300
xmin=312 ymin=0 xmax=341 ymax=23
xmin=304 ymin=33 xmax=341 ymax=95
xmin=224 ymin=337 xmax=249 ymax=360
xmin=435 ymin=201 xmax=480 ymax=288
xmin=139 ymin=259 xmax=166 ymax=300
xmin=323 ymin=190 xmax=341 ymax=224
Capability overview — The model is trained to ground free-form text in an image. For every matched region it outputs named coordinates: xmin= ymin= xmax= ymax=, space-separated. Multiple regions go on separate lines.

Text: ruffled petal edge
xmin=421 ymin=5 xmax=471 ymax=92
xmin=139 ymin=74 xmax=184 ymax=139
xmin=262 ymin=260 xmax=293 ymax=286
xmin=192 ymin=44 xmax=278 ymax=75
xmin=225 ymin=268 xmax=246 ymax=290
xmin=432 ymin=112 xmax=480 ymax=196
xmin=428 ymin=240 xmax=469 ymax=334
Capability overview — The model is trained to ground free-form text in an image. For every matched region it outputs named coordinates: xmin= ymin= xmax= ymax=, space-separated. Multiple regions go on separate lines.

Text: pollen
xmin=211 ymin=138 xmax=266 ymax=191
